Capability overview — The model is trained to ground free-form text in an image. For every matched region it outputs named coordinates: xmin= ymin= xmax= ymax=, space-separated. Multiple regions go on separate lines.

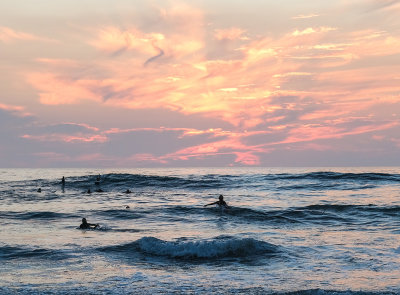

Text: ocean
xmin=0 ymin=167 xmax=399 ymax=294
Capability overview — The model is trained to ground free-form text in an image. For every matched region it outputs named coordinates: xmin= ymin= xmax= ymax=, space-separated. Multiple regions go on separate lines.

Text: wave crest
xmin=101 ymin=236 xmax=279 ymax=259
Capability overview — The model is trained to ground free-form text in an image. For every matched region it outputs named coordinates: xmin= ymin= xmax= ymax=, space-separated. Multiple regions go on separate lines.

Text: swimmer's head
xmin=82 ymin=218 xmax=87 ymax=223
xmin=219 ymin=195 xmax=223 ymax=201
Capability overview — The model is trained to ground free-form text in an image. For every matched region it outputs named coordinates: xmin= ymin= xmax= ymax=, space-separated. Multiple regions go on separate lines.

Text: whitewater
xmin=0 ymin=167 xmax=399 ymax=294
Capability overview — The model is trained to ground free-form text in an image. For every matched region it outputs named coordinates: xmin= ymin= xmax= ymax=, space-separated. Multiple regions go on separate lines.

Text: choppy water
xmin=0 ymin=167 xmax=399 ymax=294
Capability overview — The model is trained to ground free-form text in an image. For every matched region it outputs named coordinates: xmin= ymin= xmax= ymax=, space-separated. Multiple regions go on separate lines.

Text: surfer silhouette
xmin=204 ymin=195 xmax=229 ymax=208
xmin=61 ymin=176 xmax=65 ymax=185
xmin=79 ymin=218 xmax=99 ymax=229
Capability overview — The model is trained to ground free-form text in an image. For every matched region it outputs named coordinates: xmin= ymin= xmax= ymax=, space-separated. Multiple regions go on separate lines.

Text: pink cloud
xmin=161 ymin=133 xmax=269 ymax=165
xmin=234 ymin=152 xmax=260 ymax=165
xmin=0 ymin=103 xmax=32 ymax=117
xmin=269 ymin=122 xmax=399 ymax=147
xmin=22 ymin=134 xmax=108 ymax=143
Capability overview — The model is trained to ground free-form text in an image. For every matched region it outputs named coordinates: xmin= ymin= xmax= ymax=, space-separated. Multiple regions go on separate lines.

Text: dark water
xmin=0 ymin=167 xmax=399 ymax=294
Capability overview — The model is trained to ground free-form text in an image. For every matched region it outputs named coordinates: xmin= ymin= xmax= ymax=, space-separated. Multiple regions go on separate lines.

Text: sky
xmin=1 ymin=0 xmax=400 ymax=168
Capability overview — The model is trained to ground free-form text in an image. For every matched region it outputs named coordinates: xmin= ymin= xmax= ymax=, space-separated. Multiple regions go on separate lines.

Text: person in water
xmin=37 ymin=188 xmax=42 ymax=193
xmin=61 ymin=176 xmax=65 ymax=185
xmin=204 ymin=194 xmax=229 ymax=208
xmin=79 ymin=218 xmax=99 ymax=229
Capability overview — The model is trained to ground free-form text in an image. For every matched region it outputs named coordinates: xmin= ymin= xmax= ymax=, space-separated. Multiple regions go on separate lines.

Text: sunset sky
xmin=1 ymin=0 xmax=400 ymax=167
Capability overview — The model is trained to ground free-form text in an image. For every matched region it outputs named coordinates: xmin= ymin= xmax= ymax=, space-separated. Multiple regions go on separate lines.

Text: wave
xmin=94 ymin=209 xmax=143 ymax=219
xmin=0 ymin=211 xmax=78 ymax=220
xmin=100 ymin=235 xmax=279 ymax=259
xmin=0 ymin=288 xmax=396 ymax=295
xmin=265 ymin=171 xmax=400 ymax=182
xmin=57 ymin=173 xmax=231 ymax=190
xmin=0 ymin=245 xmax=70 ymax=260
xmin=270 ymin=290 xmax=397 ymax=295
xmin=153 ymin=204 xmax=400 ymax=225
xmin=3 ymin=171 xmax=400 ymax=195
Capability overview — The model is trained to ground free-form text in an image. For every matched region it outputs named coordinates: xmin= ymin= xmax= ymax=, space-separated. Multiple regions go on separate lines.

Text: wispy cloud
xmin=292 ymin=13 xmax=320 ymax=19
xmin=0 ymin=26 xmax=54 ymax=43
xmin=214 ymin=28 xmax=247 ymax=40
xmin=292 ymin=27 xmax=337 ymax=36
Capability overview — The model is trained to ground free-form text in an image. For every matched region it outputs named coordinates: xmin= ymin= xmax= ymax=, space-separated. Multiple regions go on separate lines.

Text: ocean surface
xmin=0 ymin=167 xmax=399 ymax=295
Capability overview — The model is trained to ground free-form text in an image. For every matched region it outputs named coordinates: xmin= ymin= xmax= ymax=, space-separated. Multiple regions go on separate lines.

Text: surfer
xmin=79 ymin=218 xmax=99 ymax=229
xmin=204 ymin=194 xmax=229 ymax=209
xmin=37 ymin=188 xmax=42 ymax=193
xmin=87 ymin=188 xmax=91 ymax=194
xmin=95 ymin=174 xmax=101 ymax=185
xmin=61 ymin=176 xmax=65 ymax=185
xmin=125 ymin=189 xmax=132 ymax=194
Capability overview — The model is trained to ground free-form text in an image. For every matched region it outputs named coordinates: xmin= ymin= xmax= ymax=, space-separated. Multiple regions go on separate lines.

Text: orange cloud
xmin=292 ymin=27 xmax=336 ymax=36
xmin=292 ymin=14 xmax=320 ymax=19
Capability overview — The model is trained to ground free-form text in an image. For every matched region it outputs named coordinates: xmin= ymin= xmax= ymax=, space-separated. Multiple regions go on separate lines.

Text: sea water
xmin=0 ymin=167 xmax=399 ymax=294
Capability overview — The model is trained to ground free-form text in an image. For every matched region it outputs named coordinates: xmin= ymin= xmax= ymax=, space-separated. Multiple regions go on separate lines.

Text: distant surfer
xmin=61 ymin=176 xmax=65 ymax=185
xmin=125 ymin=189 xmax=132 ymax=194
xmin=95 ymin=174 xmax=101 ymax=185
xmin=37 ymin=188 xmax=42 ymax=193
xmin=204 ymin=195 xmax=229 ymax=209
xmin=87 ymin=188 xmax=91 ymax=194
xmin=79 ymin=218 xmax=99 ymax=229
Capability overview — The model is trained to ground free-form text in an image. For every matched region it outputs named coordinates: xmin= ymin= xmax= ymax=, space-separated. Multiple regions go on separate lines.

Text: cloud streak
xmin=0 ymin=26 xmax=54 ymax=43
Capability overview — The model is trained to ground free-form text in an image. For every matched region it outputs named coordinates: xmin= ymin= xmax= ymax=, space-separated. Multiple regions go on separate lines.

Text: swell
xmin=0 ymin=245 xmax=71 ymax=260
xmin=56 ymin=173 xmax=233 ymax=190
xmin=272 ymin=290 xmax=397 ymax=295
xmin=265 ymin=171 xmax=400 ymax=182
xmin=0 ymin=211 xmax=78 ymax=220
xmin=75 ymin=204 xmax=400 ymax=227
xmin=0 ymin=287 xmax=395 ymax=295
xmin=147 ymin=204 xmax=400 ymax=225
xmin=3 ymin=204 xmax=397 ymax=225
xmin=99 ymin=235 xmax=279 ymax=260
xmin=2 ymin=171 xmax=399 ymax=194
xmin=226 ymin=204 xmax=399 ymax=225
